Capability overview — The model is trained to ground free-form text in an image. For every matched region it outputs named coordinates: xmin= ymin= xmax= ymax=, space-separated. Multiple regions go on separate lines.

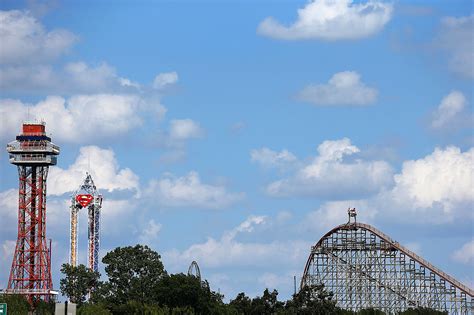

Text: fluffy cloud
xmin=64 ymin=62 xmax=141 ymax=92
xmin=266 ymin=138 xmax=394 ymax=199
xmin=153 ymin=72 xmax=178 ymax=89
xmin=0 ymin=11 xmax=140 ymax=95
xmin=49 ymin=146 xmax=140 ymax=196
xmin=0 ymin=10 xmax=76 ymax=64
xmin=383 ymin=146 xmax=474 ymax=222
xmin=257 ymin=0 xmax=392 ymax=41
xmin=303 ymin=146 xmax=474 ymax=225
xmin=0 ymin=94 xmax=165 ymax=142
xmin=452 ymin=240 xmax=474 ymax=264
xmin=430 ymin=90 xmax=468 ymax=129
xmin=169 ymin=119 xmax=204 ymax=140
xmin=435 ymin=15 xmax=474 ymax=79
xmin=145 ymin=171 xmax=243 ymax=209
xmin=164 ymin=216 xmax=310 ymax=268
xmin=297 ymin=71 xmax=377 ymax=106
xmin=251 ymin=148 xmax=297 ymax=169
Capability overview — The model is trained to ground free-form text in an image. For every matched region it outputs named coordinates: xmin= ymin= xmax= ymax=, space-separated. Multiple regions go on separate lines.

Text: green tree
xmin=230 ymin=292 xmax=252 ymax=314
xmin=0 ymin=294 xmax=30 ymax=315
xmin=102 ymin=244 xmax=166 ymax=305
xmin=249 ymin=289 xmax=284 ymax=315
xmin=155 ymin=273 xmax=225 ymax=314
xmin=60 ymin=263 xmax=100 ymax=305
xmin=34 ymin=299 xmax=55 ymax=314
xmin=284 ymin=284 xmax=339 ymax=314
xmin=78 ymin=302 xmax=112 ymax=315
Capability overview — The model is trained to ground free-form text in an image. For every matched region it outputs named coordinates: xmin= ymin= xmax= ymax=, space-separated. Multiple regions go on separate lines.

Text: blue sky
xmin=0 ymin=0 xmax=473 ymax=301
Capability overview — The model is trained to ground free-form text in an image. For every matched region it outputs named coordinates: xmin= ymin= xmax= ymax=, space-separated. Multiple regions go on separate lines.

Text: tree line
xmin=0 ymin=244 xmax=447 ymax=315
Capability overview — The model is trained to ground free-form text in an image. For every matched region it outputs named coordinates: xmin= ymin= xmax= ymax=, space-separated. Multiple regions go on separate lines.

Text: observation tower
xmin=5 ymin=122 xmax=60 ymax=303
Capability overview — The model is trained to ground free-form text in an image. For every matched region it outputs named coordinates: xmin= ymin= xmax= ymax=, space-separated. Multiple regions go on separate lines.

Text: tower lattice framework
xmin=5 ymin=122 xmax=60 ymax=303
xmin=301 ymin=209 xmax=474 ymax=314
xmin=70 ymin=173 xmax=102 ymax=273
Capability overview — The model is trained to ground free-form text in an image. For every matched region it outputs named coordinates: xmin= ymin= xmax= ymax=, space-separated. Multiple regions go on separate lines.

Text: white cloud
xmin=308 ymin=146 xmax=474 ymax=225
xmin=452 ymin=240 xmax=474 ymax=264
xmin=153 ymin=72 xmax=178 ymax=89
xmin=257 ymin=0 xmax=393 ymax=41
xmin=49 ymin=146 xmax=140 ymax=196
xmin=251 ymin=147 xmax=297 ymax=169
xmin=139 ymin=220 xmax=162 ymax=246
xmin=0 ymin=64 xmax=56 ymax=91
xmin=431 ymin=90 xmax=467 ymax=129
xmin=0 ymin=94 xmax=165 ymax=143
xmin=65 ymin=62 xmax=141 ymax=92
xmin=390 ymin=147 xmax=473 ymax=211
xmin=435 ymin=15 xmax=474 ymax=79
xmin=169 ymin=119 xmax=204 ymax=140
xmin=145 ymin=171 xmax=243 ymax=209
xmin=0 ymin=61 xmax=141 ymax=94
xmin=297 ymin=71 xmax=377 ymax=106
xmin=0 ymin=10 xmax=76 ymax=64
xmin=164 ymin=216 xmax=310 ymax=268
xmin=266 ymin=138 xmax=394 ymax=199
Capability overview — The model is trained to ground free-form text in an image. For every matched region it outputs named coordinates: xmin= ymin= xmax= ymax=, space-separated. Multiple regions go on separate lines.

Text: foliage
xmin=229 ymin=292 xmax=252 ymax=314
xmin=78 ymin=302 xmax=112 ymax=315
xmin=155 ymin=273 xmax=227 ymax=314
xmin=357 ymin=308 xmax=385 ymax=315
xmin=284 ymin=284 xmax=339 ymax=314
xmin=60 ymin=263 xmax=100 ymax=305
xmin=398 ymin=307 xmax=448 ymax=315
xmin=102 ymin=244 xmax=166 ymax=305
xmin=34 ymin=299 xmax=55 ymax=314
xmin=53 ymin=245 xmax=454 ymax=315
xmin=0 ymin=294 xmax=30 ymax=315
xmin=250 ymin=288 xmax=284 ymax=314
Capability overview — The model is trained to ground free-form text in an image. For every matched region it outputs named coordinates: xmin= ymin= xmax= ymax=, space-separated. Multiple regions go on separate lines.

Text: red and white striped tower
xmin=5 ymin=122 xmax=60 ymax=304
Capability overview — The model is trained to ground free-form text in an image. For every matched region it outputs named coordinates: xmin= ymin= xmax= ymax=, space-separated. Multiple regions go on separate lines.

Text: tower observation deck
xmin=5 ymin=122 xmax=60 ymax=303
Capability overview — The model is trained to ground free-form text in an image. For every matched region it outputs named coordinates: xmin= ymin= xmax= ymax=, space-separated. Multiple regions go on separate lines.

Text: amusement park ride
xmin=2 ymin=122 xmax=473 ymax=314
xmin=301 ymin=208 xmax=474 ymax=314
xmin=69 ymin=173 xmax=102 ymax=273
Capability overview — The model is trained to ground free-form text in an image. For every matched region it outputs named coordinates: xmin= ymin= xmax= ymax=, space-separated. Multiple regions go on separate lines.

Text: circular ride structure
xmin=301 ymin=209 xmax=473 ymax=314
xmin=188 ymin=261 xmax=201 ymax=281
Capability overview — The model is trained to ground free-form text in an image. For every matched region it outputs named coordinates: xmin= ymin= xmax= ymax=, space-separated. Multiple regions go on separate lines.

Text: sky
xmin=0 ymin=0 xmax=473 ymax=302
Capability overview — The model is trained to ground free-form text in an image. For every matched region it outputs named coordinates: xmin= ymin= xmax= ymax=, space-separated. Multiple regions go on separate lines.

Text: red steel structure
xmin=5 ymin=122 xmax=60 ymax=303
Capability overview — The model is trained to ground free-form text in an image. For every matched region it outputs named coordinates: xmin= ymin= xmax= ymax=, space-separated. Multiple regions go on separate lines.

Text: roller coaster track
xmin=301 ymin=220 xmax=473 ymax=314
